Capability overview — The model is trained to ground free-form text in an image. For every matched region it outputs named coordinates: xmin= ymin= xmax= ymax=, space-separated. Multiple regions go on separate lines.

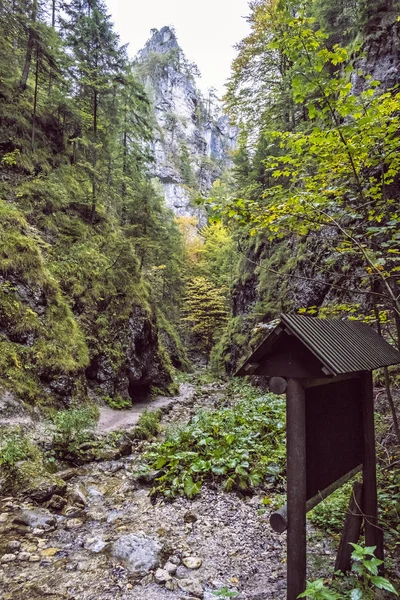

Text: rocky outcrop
xmin=135 ymin=27 xmax=236 ymax=219
xmin=352 ymin=2 xmax=400 ymax=92
xmin=86 ymin=305 xmax=173 ymax=402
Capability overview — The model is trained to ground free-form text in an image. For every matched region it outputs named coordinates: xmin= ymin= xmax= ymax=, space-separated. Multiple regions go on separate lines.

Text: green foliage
xmin=182 ymin=276 xmax=228 ymax=355
xmin=0 ymin=430 xmax=40 ymax=470
xmin=143 ymin=384 xmax=286 ymax=499
xmin=0 ymin=0 xmax=186 ymax=407
xmin=212 ymin=587 xmax=239 ymax=599
xmin=309 ymin=480 xmax=355 ymax=534
xmin=103 ymin=395 xmax=131 ymax=410
xmin=299 ymin=544 xmax=398 ymax=598
xmin=135 ymin=409 xmax=162 ymax=440
xmin=52 ymin=407 xmax=99 ymax=452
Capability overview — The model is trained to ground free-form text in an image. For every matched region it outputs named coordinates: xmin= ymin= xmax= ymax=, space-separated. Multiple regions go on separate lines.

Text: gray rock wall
xmin=136 ymin=27 xmax=236 ymax=219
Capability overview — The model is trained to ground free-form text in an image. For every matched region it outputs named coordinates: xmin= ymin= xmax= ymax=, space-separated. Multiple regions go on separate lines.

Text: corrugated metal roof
xmin=280 ymin=314 xmax=400 ymax=375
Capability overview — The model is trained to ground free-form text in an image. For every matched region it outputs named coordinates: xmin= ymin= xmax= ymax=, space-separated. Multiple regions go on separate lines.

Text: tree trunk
xmin=20 ymin=0 xmax=38 ymax=90
xmin=31 ymin=46 xmax=39 ymax=148
xmin=91 ymin=88 xmax=98 ymax=223
xmin=372 ymin=286 xmax=400 ymax=446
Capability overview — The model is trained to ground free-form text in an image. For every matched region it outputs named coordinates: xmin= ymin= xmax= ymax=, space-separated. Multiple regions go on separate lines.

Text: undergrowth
xmin=143 ymin=383 xmax=286 ymax=499
xmin=51 ymin=406 xmax=99 ymax=454
xmin=135 ymin=409 xmax=162 ymax=440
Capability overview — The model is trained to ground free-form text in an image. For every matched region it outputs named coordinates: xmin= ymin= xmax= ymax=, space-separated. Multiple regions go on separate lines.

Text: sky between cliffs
xmin=104 ymin=0 xmax=251 ymax=96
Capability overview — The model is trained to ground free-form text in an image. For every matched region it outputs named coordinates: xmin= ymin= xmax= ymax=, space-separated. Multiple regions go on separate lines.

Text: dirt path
xmin=96 ymin=383 xmax=195 ymax=433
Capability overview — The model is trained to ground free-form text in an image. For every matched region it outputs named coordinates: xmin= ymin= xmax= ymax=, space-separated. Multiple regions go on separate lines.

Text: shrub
xmin=299 ymin=544 xmax=398 ymax=598
xmin=0 ymin=431 xmax=40 ymax=470
xmin=103 ymin=394 xmax=131 ymax=410
xmin=135 ymin=410 xmax=162 ymax=440
xmin=52 ymin=406 xmax=99 ymax=452
xmin=142 ymin=388 xmax=286 ymax=499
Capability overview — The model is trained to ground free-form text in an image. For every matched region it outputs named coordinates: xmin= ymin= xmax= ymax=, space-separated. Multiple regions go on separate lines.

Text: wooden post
xmin=286 ymin=378 xmax=307 ymax=600
xmin=361 ymin=372 xmax=384 ymax=567
xmin=335 ymin=482 xmax=363 ymax=573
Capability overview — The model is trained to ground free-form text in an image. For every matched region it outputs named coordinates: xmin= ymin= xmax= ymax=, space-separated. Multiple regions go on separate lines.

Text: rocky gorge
xmin=0 ymin=380 xmax=337 ymax=600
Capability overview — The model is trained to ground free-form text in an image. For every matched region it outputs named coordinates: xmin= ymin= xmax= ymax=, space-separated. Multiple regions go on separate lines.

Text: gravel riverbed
xmin=0 ymin=383 xmax=335 ymax=600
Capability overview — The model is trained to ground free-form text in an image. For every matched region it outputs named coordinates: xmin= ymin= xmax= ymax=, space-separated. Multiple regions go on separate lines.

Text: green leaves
xmin=297 ymin=578 xmax=340 ymax=599
xmin=369 ymin=576 xmax=398 ymax=595
xmin=142 ymin=382 xmax=286 ymax=499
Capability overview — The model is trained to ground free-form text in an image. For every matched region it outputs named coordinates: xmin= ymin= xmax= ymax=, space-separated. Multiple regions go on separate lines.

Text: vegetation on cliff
xmin=208 ymin=0 xmax=400 ymax=375
xmin=0 ymin=0 xmax=188 ymax=409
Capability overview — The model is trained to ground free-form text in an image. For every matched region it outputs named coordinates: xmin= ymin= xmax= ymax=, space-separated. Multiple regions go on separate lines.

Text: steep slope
xmin=135 ymin=26 xmax=236 ymax=219
xmin=0 ymin=3 xmax=185 ymax=414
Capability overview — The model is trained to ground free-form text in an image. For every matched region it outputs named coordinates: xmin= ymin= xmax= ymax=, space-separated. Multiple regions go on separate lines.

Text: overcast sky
xmin=104 ymin=0 xmax=251 ymax=96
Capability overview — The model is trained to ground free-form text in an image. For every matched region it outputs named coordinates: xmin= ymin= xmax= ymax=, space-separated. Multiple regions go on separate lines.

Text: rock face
xmin=352 ymin=3 xmax=400 ymax=92
xmin=136 ymin=26 xmax=236 ymax=219
xmin=86 ymin=305 xmax=173 ymax=401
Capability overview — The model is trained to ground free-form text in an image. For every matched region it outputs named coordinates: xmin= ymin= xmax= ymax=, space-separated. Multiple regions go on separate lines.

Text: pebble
xmin=154 ymin=568 xmax=172 ymax=584
xmin=17 ymin=552 xmax=31 ymax=562
xmin=176 ymin=565 xmax=191 ymax=579
xmin=28 ymin=554 xmax=41 ymax=562
xmin=6 ymin=540 xmax=21 ymax=552
xmin=164 ymin=560 xmax=178 ymax=575
xmin=178 ymin=578 xmax=204 ymax=599
xmin=65 ymin=518 xmax=84 ymax=529
xmin=1 ymin=554 xmax=16 ymax=563
xmin=183 ymin=511 xmax=198 ymax=523
xmin=183 ymin=556 xmax=203 ymax=570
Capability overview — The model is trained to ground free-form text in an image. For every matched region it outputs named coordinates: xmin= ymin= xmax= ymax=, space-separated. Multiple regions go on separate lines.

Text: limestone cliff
xmin=135 ymin=27 xmax=236 ymax=219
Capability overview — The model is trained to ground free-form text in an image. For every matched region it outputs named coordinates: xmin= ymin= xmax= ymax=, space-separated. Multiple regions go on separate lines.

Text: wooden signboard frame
xmin=269 ymin=373 xmax=383 ymax=600
xmin=236 ymin=315 xmax=400 ymax=600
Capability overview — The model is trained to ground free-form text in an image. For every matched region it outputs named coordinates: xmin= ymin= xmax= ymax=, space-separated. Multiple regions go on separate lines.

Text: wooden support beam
xmin=270 ymin=465 xmax=362 ymax=534
xmin=361 ymin=372 xmax=384 ymax=569
xmin=301 ymin=372 xmax=363 ymax=389
xmin=335 ymin=482 xmax=363 ymax=573
xmin=286 ymin=379 xmax=307 ymax=600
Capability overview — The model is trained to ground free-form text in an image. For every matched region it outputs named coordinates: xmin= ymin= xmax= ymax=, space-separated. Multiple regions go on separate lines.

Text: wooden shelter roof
xmin=236 ymin=314 xmax=400 ymax=377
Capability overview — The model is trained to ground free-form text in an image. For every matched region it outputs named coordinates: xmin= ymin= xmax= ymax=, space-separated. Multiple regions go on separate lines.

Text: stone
xmin=182 ymin=556 xmax=203 ymax=570
xmin=154 ymin=568 xmax=171 ymax=584
xmin=177 ymin=578 xmax=204 ymax=598
xmin=28 ymin=554 xmax=41 ymax=562
xmin=88 ymin=540 xmax=109 ymax=554
xmin=183 ymin=511 xmax=198 ymax=524
xmin=65 ymin=518 xmax=83 ymax=529
xmin=13 ymin=509 xmax=56 ymax=530
xmin=67 ymin=483 xmax=88 ymax=507
xmin=110 ymin=534 xmax=163 ymax=576
xmin=165 ymin=579 xmax=176 ymax=591
xmin=176 ymin=565 xmax=191 ymax=579
xmin=1 ymin=554 xmax=16 ymax=563
xmin=164 ymin=560 xmax=178 ymax=575
xmin=56 ymin=468 xmax=80 ymax=481
xmin=16 ymin=461 xmax=67 ymax=503
xmin=40 ymin=548 xmax=59 ymax=557
xmin=46 ymin=495 xmax=67 ymax=511
xmin=17 ymin=552 xmax=31 ymax=561
xmin=64 ymin=506 xmax=85 ymax=518
xmin=6 ymin=540 xmax=21 ymax=552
